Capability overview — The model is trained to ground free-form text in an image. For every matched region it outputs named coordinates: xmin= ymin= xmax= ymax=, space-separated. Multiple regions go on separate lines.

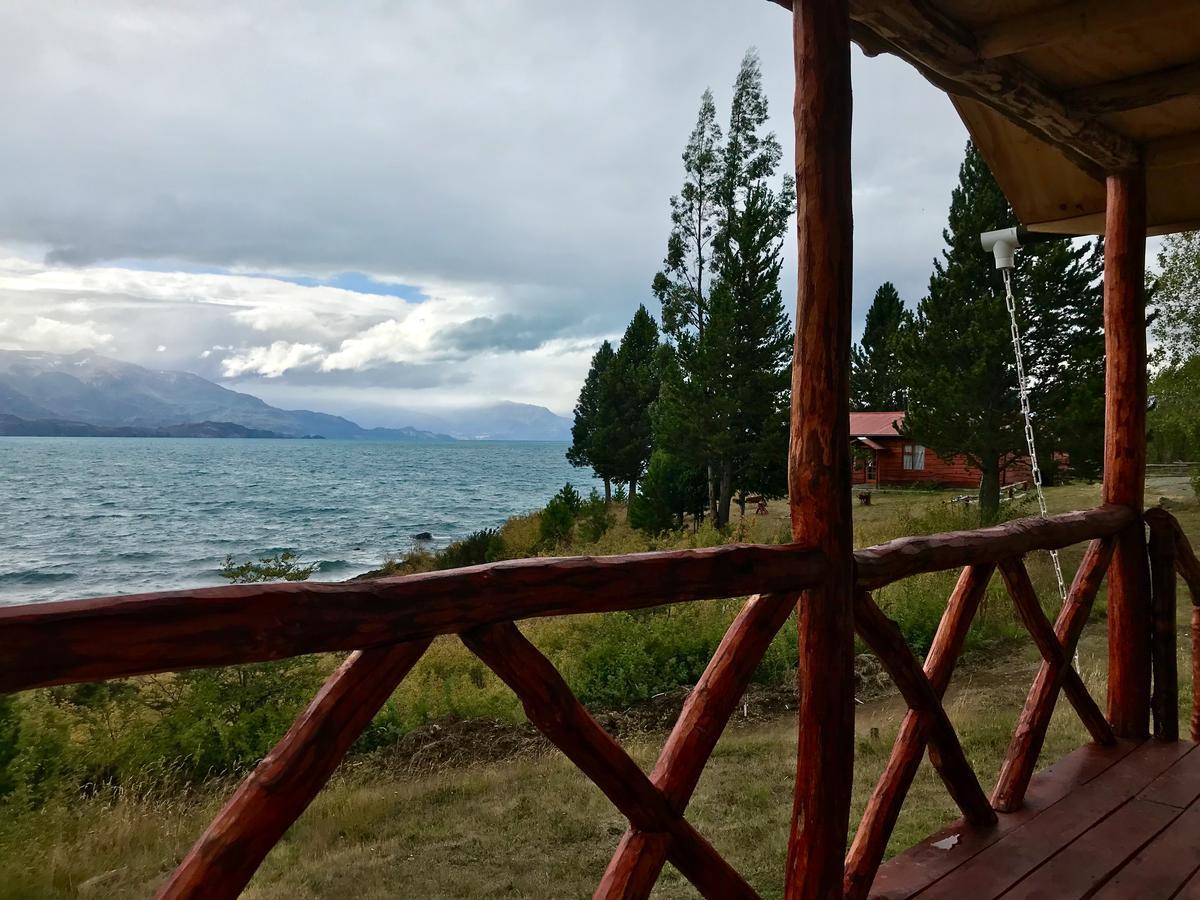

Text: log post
xmin=1103 ymin=166 xmax=1152 ymax=739
xmin=785 ymin=1 xmax=855 ymax=898
xmin=1148 ymin=518 xmax=1179 ymax=741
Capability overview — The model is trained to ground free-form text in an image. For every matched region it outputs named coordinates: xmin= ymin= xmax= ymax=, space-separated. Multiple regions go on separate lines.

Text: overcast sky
xmin=0 ymin=0 xmax=973 ymax=421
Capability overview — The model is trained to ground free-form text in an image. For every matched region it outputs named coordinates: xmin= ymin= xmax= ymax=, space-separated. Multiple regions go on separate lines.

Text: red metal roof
xmin=849 ymin=411 xmax=904 ymax=438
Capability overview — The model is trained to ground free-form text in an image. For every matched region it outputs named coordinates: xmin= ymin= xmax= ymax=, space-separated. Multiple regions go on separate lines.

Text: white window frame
xmin=903 ymin=444 xmax=926 ymax=471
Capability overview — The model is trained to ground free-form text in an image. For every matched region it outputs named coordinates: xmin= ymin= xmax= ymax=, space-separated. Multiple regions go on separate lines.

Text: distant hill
xmin=353 ymin=401 xmax=574 ymax=441
xmin=0 ymin=350 xmax=453 ymax=441
xmin=0 ymin=414 xmax=300 ymax=439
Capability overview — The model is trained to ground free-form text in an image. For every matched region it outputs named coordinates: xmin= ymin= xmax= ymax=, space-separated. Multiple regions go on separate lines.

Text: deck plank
xmin=1092 ymin=799 xmax=1200 ymax=899
xmin=1000 ymin=798 xmax=1179 ymax=899
xmin=1138 ymin=743 xmax=1200 ymax=808
xmin=915 ymin=741 xmax=1192 ymax=899
xmin=867 ymin=740 xmax=1139 ymax=900
xmin=1178 ymin=867 xmax=1200 ymax=899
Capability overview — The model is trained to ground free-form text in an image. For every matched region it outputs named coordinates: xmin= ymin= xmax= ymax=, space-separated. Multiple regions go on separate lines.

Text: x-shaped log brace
xmin=594 ymin=593 xmax=798 ymax=899
xmin=462 ymin=620 xmax=760 ymax=900
xmin=993 ymin=544 xmax=1117 ymax=811
xmin=853 ymin=589 xmax=997 ymax=829
xmin=845 ymin=563 xmax=994 ymax=900
xmin=999 ymin=556 xmax=1116 ymax=745
xmin=159 ymin=639 xmax=434 ymax=900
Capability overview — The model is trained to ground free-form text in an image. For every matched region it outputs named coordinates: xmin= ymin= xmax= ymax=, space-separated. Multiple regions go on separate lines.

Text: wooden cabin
xmin=850 ymin=411 xmax=1032 ymax=489
xmin=2 ymin=1 xmax=1200 ymax=898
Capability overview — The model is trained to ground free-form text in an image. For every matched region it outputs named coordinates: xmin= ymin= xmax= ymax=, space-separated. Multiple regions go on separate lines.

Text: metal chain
xmin=1002 ymin=267 xmax=1068 ymax=603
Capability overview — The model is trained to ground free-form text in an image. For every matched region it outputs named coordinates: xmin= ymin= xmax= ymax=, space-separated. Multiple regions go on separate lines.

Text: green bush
xmin=578 ymin=489 xmax=614 ymax=543
xmin=437 ymin=529 xmax=504 ymax=569
xmin=538 ymin=483 xmax=583 ymax=547
xmin=219 ymin=550 xmax=318 ymax=583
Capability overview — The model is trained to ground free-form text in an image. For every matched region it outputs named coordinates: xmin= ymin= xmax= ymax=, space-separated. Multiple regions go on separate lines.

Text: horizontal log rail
xmin=0 ymin=505 xmax=1132 ymax=694
xmin=0 ymin=543 xmax=828 ymax=693
xmin=854 ymin=503 xmax=1134 ymax=589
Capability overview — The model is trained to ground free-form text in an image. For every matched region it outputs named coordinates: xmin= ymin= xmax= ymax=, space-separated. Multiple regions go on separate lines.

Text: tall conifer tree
xmin=653 ymin=49 xmax=793 ymax=526
xmin=851 ymin=282 xmax=910 ymax=411
xmin=593 ymin=306 xmax=661 ymax=498
xmin=900 ymin=143 xmax=1022 ymax=519
xmin=567 ymin=340 xmax=616 ymax=499
xmin=901 ymin=142 xmax=1106 ymax=516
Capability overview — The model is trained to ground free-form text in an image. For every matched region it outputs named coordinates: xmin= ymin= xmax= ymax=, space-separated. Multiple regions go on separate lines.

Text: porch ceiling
xmin=769 ymin=0 xmax=1200 ymax=236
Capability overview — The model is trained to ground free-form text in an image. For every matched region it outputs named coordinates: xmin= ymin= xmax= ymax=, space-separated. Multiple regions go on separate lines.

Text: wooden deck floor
xmin=871 ymin=739 xmax=1200 ymax=899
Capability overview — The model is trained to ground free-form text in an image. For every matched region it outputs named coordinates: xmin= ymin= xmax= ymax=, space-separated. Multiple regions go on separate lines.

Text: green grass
xmin=0 ymin=476 xmax=1195 ymax=898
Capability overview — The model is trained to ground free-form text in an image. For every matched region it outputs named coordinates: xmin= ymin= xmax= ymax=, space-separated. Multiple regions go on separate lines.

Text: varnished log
xmin=461 ymin=622 xmax=758 ymax=900
xmin=597 ymin=593 xmax=796 ymax=898
xmin=593 ymin=831 xmax=671 ymax=900
xmin=1103 ymin=167 xmax=1152 ymax=740
xmin=0 ymin=543 xmax=827 ymax=693
xmin=785 ymin=0 xmax=856 ymax=896
xmin=855 ymin=505 xmax=1134 ymax=589
xmin=844 ymin=564 xmax=995 ymax=900
xmin=1193 ymin=607 xmax=1200 ymax=743
xmin=992 ymin=540 xmax=1115 ymax=813
xmin=1145 ymin=508 xmax=1200 ymax=602
xmin=158 ymin=639 xmax=431 ymax=900
xmin=0 ymin=506 xmax=1136 ymax=698
xmin=853 ymin=590 xmax=996 ymax=827
xmin=998 ymin=557 xmax=1115 ymax=747
xmin=1148 ymin=519 xmax=1180 ymax=741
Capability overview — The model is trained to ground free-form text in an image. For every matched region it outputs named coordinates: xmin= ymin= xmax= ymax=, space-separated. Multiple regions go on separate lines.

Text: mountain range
xmin=0 ymin=350 xmax=573 ymax=441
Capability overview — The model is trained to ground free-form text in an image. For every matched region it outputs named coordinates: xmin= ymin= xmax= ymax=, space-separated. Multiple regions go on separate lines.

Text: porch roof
xmin=770 ymin=1 xmax=1200 ymax=236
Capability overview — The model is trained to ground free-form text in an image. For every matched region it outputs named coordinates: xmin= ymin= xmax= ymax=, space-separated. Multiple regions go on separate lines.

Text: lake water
xmin=0 ymin=437 xmax=593 ymax=605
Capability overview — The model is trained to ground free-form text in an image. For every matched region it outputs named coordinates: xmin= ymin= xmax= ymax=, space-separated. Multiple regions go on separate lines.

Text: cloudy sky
xmin=0 ymin=1 xmax=973 ymax=422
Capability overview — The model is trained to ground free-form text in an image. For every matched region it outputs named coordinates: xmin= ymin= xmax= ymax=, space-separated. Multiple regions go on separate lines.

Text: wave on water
xmin=0 ymin=570 xmax=78 ymax=585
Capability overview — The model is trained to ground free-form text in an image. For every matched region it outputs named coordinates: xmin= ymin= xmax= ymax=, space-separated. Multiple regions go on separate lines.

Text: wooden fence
xmin=0 ymin=502 xmax=1195 ymax=899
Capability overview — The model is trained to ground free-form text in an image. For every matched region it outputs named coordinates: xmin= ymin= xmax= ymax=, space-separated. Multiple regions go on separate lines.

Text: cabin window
xmin=903 ymin=444 xmax=926 ymax=471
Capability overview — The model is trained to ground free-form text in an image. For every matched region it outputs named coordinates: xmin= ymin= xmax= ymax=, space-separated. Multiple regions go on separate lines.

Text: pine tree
xmin=900 ymin=143 xmax=1022 ymax=520
xmin=653 ymin=89 xmax=723 ymax=345
xmin=653 ymin=49 xmax=793 ymax=527
xmin=1020 ymin=239 xmax=1105 ymax=481
xmin=592 ymin=306 xmax=661 ymax=498
xmin=851 ymin=282 xmax=910 ymax=410
xmin=567 ymin=340 xmax=616 ymax=500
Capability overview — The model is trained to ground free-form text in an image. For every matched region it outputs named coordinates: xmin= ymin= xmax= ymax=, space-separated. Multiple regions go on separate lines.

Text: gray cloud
xmin=0 ymin=0 xmax=973 ymax=414
xmin=435 ymin=314 xmax=560 ymax=354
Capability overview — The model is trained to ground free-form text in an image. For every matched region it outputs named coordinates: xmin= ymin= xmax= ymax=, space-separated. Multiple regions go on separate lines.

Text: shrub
xmin=1192 ymin=465 xmax=1200 ymax=500
xmin=437 ymin=529 xmax=504 ymax=569
xmin=578 ymin=489 xmax=614 ymax=543
xmin=538 ymin=483 xmax=583 ymax=547
xmin=219 ymin=550 xmax=318 ymax=583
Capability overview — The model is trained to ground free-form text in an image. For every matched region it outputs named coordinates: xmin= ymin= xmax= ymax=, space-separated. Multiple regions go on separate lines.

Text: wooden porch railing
xmin=2 ymin=502 xmax=1195 ymax=899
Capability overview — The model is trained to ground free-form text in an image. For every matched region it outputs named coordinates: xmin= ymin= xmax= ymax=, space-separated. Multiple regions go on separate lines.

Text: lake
xmin=0 ymin=437 xmax=593 ymax=605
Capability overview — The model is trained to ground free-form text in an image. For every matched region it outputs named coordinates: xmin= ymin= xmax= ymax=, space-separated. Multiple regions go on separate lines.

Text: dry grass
xmin=1 ymin=476 xmax=1196 ymax=899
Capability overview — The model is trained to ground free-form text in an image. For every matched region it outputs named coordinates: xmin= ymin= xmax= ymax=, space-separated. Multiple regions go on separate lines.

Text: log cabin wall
xmin=851 ymin=441 xmax=1032 ymax=489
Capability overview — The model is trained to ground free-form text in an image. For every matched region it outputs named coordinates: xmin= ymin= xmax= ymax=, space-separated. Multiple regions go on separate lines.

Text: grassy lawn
xmin=1 ymin=477 xmax=1196 ymax=899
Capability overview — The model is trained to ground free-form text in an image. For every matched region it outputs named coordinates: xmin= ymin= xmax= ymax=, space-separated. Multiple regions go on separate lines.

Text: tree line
xmin=570 ymin=55 xmax=1198 ymax=528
